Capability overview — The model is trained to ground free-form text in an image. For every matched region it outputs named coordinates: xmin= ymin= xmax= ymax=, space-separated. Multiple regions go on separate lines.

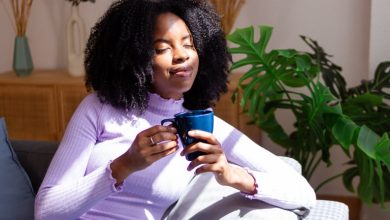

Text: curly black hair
xmin=85 ymin=0 xmax=231 ymax=113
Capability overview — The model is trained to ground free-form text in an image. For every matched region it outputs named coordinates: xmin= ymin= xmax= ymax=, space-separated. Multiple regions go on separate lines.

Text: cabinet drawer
xmin=0 ymin=85 xmax=58 ymax=140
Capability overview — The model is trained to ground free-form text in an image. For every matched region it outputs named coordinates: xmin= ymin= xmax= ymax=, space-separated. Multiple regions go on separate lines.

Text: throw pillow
xmin=0 ymin=118 xmax=35 ymax=220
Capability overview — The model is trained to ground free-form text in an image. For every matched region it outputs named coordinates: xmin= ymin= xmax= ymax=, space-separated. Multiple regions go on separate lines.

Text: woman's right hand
xmin=110 ymin=125 xmax=178 ymax=185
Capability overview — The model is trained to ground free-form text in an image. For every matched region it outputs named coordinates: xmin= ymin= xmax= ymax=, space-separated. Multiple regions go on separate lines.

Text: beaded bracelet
xmin=240 ymin=167 xmax=258 ymax=199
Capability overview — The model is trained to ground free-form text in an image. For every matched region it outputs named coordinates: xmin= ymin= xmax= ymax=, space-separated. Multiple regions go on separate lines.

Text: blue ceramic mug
xmin=161 ymin=110 xmax=214 ymax=161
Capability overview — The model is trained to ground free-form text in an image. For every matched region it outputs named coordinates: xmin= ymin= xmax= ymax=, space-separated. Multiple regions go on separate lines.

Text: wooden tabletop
xmin=0 ymin=70 xmax=85 ymax=85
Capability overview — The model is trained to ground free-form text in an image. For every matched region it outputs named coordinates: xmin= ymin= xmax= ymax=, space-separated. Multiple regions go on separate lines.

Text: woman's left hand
xmin=181 ymin=130 xmax=257 ymax=194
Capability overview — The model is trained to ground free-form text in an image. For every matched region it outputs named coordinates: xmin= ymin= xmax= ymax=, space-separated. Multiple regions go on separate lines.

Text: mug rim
xmin=174 ymin=109 xmax=213 ymax=118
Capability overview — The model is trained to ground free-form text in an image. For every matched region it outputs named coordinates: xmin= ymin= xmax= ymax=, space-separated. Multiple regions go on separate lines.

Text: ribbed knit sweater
xmin=35 ymin=92 xmax=316 ymax=220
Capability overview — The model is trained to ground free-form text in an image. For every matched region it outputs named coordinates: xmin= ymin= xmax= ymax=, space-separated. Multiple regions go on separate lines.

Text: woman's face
xmin=151 ymin=12 xmax=199 ymax=100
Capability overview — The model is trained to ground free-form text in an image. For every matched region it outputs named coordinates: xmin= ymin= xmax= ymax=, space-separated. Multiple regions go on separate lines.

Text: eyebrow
xmin=153 ymin=34 xmax=192 ymax=44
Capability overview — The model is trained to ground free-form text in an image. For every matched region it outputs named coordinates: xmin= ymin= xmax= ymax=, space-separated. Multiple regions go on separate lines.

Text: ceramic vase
xmin=13 ymin=36 xmax=34 ymax=77
xmin=66 ymin=5 xmax=86 ymax=77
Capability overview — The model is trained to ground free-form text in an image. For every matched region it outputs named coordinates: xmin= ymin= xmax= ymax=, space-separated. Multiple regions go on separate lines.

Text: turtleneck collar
xmin=147 ymin=92 xmax=186 ymax=117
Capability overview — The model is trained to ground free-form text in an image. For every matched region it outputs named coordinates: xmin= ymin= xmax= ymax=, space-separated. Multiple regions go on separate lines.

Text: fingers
xmin=179 ymin=132 xmax=229 ymax=180
xmin=138 ymin=125 xmax=177 ymax=146
xmin=187 ymin=154 xmax=219 ymax=171
xmin=194 ymin=164 xmax=222 ymax=175
xmin=142 ymin=125 xmax=177 ymax=138
xmin=183 ymin=142 xmax=226 ymax=174
xmin=149 ymin=128 xmax=177 ymax=145
xmin=187 ymin=153 xmax=234 ymax=187
xmin=149 ymin=139 xmax=178 ymax=155
xmin=179 ymin=131 xmax=223 ymax=170
xmin=123 ymin=125 xmax=179 ymax=173
xmin=180 ymin=141 xmax=222 ymax=157
xmin=187 ymin=130 xmax=218 ymax=144
xmin=150 ymin=145 xmax=179 ymax=161
xmin=145 ymin=126 xmax=178 ymax=155
xmin=179 ymin=130 xmax=220 ymax=157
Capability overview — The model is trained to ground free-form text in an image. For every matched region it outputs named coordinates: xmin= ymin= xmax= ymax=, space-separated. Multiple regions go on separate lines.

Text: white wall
xmin=369 ymin=0 xmax=390 ymax=78
xmin=0 ymin=0 xmax=388 ymax=219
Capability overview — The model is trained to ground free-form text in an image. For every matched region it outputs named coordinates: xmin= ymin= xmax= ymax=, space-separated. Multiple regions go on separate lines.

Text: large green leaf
xmin=342 ymin=166 xmax=359 ymax=192
xmin=375 ymin=160 xmax=385 ymax=206
xmin=356 ymin=149 xmax=374 ymax=204
xmin=227 ymin=26 xmax=272 ymax=70
xmin=375 ymin=134 xmax=390 ymax=168
xmin=357 ymin=125 xmax=380 ymax=159
xmin=332 ymin=117 xmax=359 ymax=150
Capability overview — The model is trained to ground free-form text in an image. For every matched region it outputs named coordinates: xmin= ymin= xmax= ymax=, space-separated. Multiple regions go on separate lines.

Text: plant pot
xmin=13 ymin=36 xmax=34 ymax=77
xmin=66 ymin=5 xmax=86 ymax=77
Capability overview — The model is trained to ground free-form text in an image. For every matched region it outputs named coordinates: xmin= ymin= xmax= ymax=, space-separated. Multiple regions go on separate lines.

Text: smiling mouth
xmin=169 ymin=66 xmax=192 ymax=77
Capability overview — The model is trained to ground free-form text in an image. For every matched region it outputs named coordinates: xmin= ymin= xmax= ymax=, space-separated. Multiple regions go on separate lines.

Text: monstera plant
xmin=227 ymin=25 xmax=390 ymax=206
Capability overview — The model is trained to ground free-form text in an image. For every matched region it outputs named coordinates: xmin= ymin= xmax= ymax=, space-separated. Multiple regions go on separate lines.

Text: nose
xmin=173 ymin=47 xmax=189 ymax=63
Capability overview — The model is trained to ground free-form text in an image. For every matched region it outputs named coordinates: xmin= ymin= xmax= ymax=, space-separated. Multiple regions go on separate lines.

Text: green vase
xmin=13 ymin=36 xmax=34 ymax=77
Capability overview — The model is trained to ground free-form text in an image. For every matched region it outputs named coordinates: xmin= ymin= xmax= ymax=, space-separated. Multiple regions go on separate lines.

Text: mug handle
xmin=161 ymin=118 xmax=175 ymax=126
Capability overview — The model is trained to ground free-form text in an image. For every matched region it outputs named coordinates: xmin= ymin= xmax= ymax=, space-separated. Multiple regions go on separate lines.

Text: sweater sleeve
xmin=35 ymin=94 xmax=120 ymax=220
xmin=213 ymin=116 xmax=316 ymax=211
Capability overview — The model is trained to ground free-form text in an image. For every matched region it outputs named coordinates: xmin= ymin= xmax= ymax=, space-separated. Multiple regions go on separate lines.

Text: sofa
xmin=0 ymin=118 xmax=348 ymax=219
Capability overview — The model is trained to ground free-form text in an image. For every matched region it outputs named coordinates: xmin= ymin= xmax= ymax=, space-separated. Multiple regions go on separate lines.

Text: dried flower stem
xmin=10 ymin=0 xmax=33 ymax=36
xmin=209 ymin=0 xmax=245 ymax=35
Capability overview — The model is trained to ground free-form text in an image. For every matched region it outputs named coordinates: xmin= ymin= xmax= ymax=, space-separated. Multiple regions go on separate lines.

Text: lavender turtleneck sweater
xmin=35 ymin=92 xmax=315 ymax=220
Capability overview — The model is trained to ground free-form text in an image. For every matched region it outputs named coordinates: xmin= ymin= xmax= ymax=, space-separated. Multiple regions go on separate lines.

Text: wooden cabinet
xmin=0 ymin=70 xmax=88 ymax=141
xmin=0 ymin=70 xmax=260 ymax=143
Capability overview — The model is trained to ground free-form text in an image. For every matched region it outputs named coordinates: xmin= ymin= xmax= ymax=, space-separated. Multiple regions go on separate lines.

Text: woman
xmin=35 ymin=0 xmax=316 ymax=219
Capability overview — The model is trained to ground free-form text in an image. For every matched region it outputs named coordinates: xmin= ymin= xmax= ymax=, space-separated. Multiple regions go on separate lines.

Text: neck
xmin=147 ymin=92 xmax=186 ymax=117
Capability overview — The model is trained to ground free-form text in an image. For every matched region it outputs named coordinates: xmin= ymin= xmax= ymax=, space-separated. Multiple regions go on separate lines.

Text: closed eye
xmin=155 ymin=48 xmax=170 ymax=54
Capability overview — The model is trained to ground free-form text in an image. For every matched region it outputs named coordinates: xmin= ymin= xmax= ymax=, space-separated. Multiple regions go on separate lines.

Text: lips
xmin=169 ymin=66 xmax=192 ymax=77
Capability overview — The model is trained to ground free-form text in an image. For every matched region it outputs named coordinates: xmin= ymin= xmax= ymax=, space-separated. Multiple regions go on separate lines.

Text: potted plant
xmin=226 ymin=25 xmax=390 ymax=206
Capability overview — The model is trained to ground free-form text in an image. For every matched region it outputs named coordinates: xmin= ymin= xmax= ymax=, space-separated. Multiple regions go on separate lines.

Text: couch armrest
xmin=305 ymin=200 xmax=348 ymax=220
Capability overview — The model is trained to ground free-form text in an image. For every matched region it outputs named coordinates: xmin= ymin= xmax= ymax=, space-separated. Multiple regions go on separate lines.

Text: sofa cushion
xmin=11 ymin=140 xmax=58 ymax=193
xmin=0 ymin=118 xmax=35 ymax=220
